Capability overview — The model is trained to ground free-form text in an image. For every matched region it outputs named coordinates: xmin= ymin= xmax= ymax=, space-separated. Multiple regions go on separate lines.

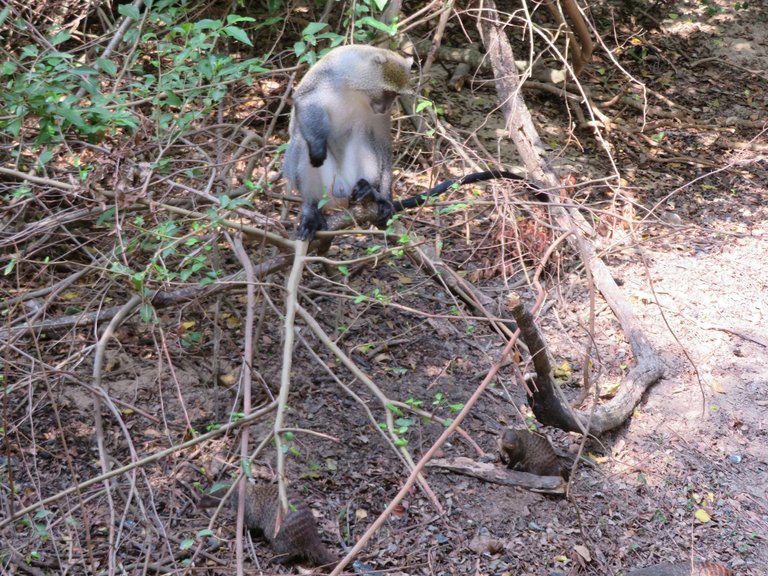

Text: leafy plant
xmin=1 ymin=41 xmax=139 ymax=146
xmin=0 ymin=5 xmax=267 ymax=150
xmin=344 ymin=0 xmax=399 ymax=42
xmin=293 ymin=22 xmax=344 ymax=65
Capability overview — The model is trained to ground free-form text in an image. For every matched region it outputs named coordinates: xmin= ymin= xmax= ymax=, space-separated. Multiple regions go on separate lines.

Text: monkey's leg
xmin=297 ymin=201 xmax=328 ymax=241
xmin=351 ymin=179 xmax=394 ymax=226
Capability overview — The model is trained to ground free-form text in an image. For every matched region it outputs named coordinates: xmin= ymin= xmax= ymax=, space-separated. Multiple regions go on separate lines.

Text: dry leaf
xmin=574 ymin=544 xmax=591 ymax=562
xmin=710 ymin=379 xmax=726 ymax=394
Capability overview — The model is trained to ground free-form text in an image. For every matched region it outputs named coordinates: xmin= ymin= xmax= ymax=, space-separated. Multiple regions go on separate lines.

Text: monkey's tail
xmin=393 ymin=170 xmax=527 ymax=211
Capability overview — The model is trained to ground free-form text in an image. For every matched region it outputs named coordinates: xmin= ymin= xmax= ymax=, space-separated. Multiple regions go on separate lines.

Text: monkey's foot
xmin=351 ymin=179 xmax=394 ymax=227
xmin=350 ymin=179 xmax=376 ymax=203
xmin=297 ymin=208 xmax=327 ymax=241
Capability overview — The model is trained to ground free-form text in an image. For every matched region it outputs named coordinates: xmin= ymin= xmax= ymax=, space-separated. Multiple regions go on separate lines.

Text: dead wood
xmin=543 ymin=0 xmax=593 ymax=76
xmin=0 ymin=197 xmax=394 ymax=342
xmin=478 ymin=1 xmax=665 ymax=435
xmin=506 ymin=293 xmax=582 ymax=431
xmin=426 ymin=456 xmax=565 ymax=494
xmin=405 ymin=39 xmax=568 ymax=85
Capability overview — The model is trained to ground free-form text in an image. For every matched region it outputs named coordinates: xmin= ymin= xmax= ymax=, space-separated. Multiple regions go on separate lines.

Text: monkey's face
xmin=369 ymin=90 xmax=398 ymax=114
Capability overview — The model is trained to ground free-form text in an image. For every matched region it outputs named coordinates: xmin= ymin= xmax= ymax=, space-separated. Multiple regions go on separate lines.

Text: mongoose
xmin=199 ymin=482 xmax=334 ymax=567
xmin=498 ymin=427 xmax=568 ymax=479
xmin=625 ymin=562 xmax=735 ymax=576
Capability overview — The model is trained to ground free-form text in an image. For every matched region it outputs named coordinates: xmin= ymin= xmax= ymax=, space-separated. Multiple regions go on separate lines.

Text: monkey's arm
xmin=393 ymin=170 xmax=528 ymax=211
xmin=296 ymin=102 xmax=331 ymax=167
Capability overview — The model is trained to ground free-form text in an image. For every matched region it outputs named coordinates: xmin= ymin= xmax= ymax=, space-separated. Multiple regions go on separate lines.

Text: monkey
xmin=283 ymin=44 xmax=414 ymax=241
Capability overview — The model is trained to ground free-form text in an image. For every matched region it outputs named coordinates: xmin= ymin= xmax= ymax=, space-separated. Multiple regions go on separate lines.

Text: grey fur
xmin=283 ymin=45 xmax=413 ymax=240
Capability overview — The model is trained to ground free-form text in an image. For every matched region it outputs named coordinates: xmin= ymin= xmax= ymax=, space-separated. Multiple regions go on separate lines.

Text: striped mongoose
xmin=625 ymin=562 xmax=734 ymax=575
xmin=199 ymin=482 xmax=334 ymax=567
xmin=498 ymin=428 xmax=568 ymax=479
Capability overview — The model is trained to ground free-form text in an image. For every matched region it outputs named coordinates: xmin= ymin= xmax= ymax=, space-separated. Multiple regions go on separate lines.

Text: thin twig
xmin=329 ymin=326 xmax=521 ymax=575
xmin=230 ymin=233 xmax=257 ymax=576
xmin=0 ymin=402 xmax=278 ymax=530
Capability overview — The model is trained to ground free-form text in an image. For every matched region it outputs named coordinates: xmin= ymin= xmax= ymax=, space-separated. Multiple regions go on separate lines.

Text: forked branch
xmin=478 ymin=1 xmax=664 ymax=434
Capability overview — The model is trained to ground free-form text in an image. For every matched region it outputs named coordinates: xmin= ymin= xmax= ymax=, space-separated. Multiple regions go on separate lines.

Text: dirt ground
xmin=2 ymin=1 xmax=767 ymax=575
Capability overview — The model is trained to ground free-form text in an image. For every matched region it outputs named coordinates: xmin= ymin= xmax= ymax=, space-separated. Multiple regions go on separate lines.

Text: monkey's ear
xmin=372 ymin=53 xmax=387 ymax=64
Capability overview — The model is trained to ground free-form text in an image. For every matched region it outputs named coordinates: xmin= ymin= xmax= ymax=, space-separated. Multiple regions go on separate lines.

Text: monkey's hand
xmin=297 ymin=203 xmax=328 ymax=241
xmin=351 ymin=179 xmax=394 ymax=226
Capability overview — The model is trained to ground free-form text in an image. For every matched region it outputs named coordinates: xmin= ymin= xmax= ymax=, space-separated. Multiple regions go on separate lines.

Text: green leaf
xmin=96 ymin=58 xmax=118 ymax=76
xmin=117 ymin=4 xmax=141 ymax=20
xmin=71 ymin=65 xmax=98 ymax=76
xmin=226 ymin=15 xmax=256 ymax=24
xmin=21 ymin=45 xmax=39 ymax=59
xmin=223 ymin=26 xmax=253 ymax=46
xmin=0 ymin=60 xmax=16 ymax=75
xmin=302 ymin=21 xmax=328 ymax=37
xmin=50 ymin=30 xmax=71 ymax=46
xmin=38 ymin=149 xmax=54 ymax=166
xmin=439 ymin=202 xmax=470 ymax=214
xmin=197 ymin=528 xmax=215 ymax=538
xmin=4 ymin=117 xmax=22 ymax=137
xmin=4 ymin=256 xmax=17 ymax=276
xmin=209 ymin=481 xmax=232 ymax=493
xmin=356 ymin=16 xmax=397 ymax=35
xmin=179 ymin=539 xmax=195 ymax=550
xmin=415 ymin=99 xmax=433 ymax=112
xmin=139 ymin=303 xmax=153 ymax=323
xmin=58 ymin=107 xmax=86 ymax=128
xmin=194 ymin=19 xmax=219 ymax=31
xmin=385 ymin=403 xmax=403 ymax=416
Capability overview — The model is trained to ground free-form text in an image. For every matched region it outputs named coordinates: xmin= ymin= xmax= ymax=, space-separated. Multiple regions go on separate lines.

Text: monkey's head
xmin=318 ymin=45 xmax=413 ymax=114
xmin=366 ymin=49 xmax=413 ymax=114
